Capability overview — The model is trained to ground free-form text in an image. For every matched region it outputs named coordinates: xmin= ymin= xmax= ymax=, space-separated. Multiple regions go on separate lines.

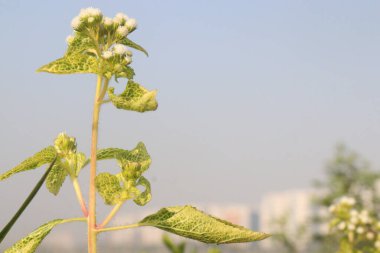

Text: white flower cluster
xmin=329 ymin=196 xmax=380 ymax=249
xmin=71 ymin=7 xmax=103 ymax=30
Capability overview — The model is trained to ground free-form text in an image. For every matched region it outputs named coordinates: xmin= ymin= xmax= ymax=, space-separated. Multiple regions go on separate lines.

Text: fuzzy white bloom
xmin=125 ymin=18 xmax=137 ymax=30
xmin=340 ymin=196 xmax=356 ymax=206
xmin=66 ymin=35 xmax=75 ymax=44
xmin=88 ymin=17 xmax=95 ymax=23
xmin=116 ymin=26 xmax=129 ymax=37
xmin=113 ymin=44 xmax=127 ymax=55
xmin=356 ymin=226 xmax=364 ymax=234
xmin=124 ymin=55 xmax=132 ymax=64
xmin=350 ymin=209 xmax=359 ymax=217
xmin=350 ymin=217 xmax=359 ymax=225
xmin=366 ymin=232 xmax=375 ymax=240
xmin=113 ymin=13 xmax=128 ymax=24
xmin=71 ymin=16 xmax=81 ymax=29
xmin=348 ymin=223 xmax=356 ymax=231
xmin=80 ymin=7 xmax=101 ymax=18
xmin=337 ymin=222 xmax=346 ymax=231
xmin=376 ymin=241 xmax=380 ymax=249
xmin=328 ymin=205 xmax=336 ymax=213
xmin=87 ymin=7 xmax=102 ymax=17
xmin=102 ymin=50 xmax=113 ymax=59
xmin=103 ymin=17 xmax=113 ymax=26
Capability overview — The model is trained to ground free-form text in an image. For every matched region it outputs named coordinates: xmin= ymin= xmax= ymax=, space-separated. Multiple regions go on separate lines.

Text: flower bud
xmin=367 ymin=232 xmax=375 ymax=240
xmin=102 ymin=50 xmax=113 ymax=59
xmin=356 ymin=226 xmax=364 ymax=234
xmin=71 ymin=16 xmax=81 ymax=30
xmin=103 ymin=17 xmax=113 ymax=27
xmin=113 ymin=13 xmax=128 ymax=24
xmin=113 ymin=44 xmax=127 ymax=55
xmin=66 ymin=35 xmax=75 ymax=44
xmin=124 ymin=55 xmax=132 ymax=65
xmin=116 ymin=26 xmax=129 ymax=37
xmin=125 ymin=18 xmax=137 ymax=31
xmin=337 ymin=222 xmax=346 ymax=231
xmin=54 ymin=132 xmax=77 ymax=155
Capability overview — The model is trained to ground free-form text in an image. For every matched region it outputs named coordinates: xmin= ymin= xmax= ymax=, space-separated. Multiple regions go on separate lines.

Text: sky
xmin=0 ymin=0 xmax=380 ymax=247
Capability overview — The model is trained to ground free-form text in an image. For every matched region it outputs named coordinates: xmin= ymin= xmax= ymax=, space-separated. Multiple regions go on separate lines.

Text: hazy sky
xmin=0 ymin=0 xmax=380 ymax=247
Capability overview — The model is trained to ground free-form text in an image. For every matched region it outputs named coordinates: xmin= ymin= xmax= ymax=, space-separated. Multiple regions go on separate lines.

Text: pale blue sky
xmin=0 ymin=0 xmax=380 ymax=247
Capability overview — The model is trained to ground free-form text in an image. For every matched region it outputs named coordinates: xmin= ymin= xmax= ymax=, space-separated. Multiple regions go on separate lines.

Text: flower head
xmin=102 ymin=50 xmax=113 ymax=59
xmin=116 ymin=26 xmax=129 ymax=37
xmin=125 ymin=18 xmax=137 ymax=31
xmin=71 ymin=16 xmax=81 ymax=30
xmin=113 ymin=44 xmax=127 ymax=55
xmin=124 ymin=55 xmax=132 ymax=65
xmin=66 ymin=35 xmax=75 ymax=44
xmin=103 ymin=17 xmax=113 ymax=27
xmin=113 ymin=13 xmax=128 ymax=24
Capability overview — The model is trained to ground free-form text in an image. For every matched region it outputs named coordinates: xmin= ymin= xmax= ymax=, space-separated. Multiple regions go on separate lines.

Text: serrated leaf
xmin=45 ymin=161 xmax=68 ymax=195
xmin=75 ymin=152 xmax=87 ymax=176
xmin=140 ymin=206 xmax=270 ymax=244
xmin=0 ymin=146 xmax=57 ymax=181
xmin=133 ymin=176 xmax=152 ymax=206
xmin=95 ymin=173 xmax=125 ymax=205
xmin=66 ymin=35 xmax=96 ymax=56
xmin=37 ymin=54 xmax=98 ymax=74
xmin=4 ymin=218 xmax=84 ymax=253
xmin=119 ymin=37 xmax=149 ymax=56
xmin=108 ymin=80 xmax=158 ymax=112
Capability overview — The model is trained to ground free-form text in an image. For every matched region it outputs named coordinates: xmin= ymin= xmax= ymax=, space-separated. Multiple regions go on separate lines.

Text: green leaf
xmin=66 ymin=35 xmax=96 ymax=56
xmin=140 ymin=206 xmax=270 ymax=244
xmin=133 ymin=176 xmax=152 ymax=206
xmin=119 ymin=37 xmax=149 ymax=56
xmin=0 ymin=146 xmax=57 ymax=181
xmin=4 ymin=218 xmax=84 ymax=253
xmin=45 ymin=161 xmax=68 ymax=195
xmin=75 ymin=152 xmax=88 ymax=176
xmin=97 ymin=148 xmax=125 ymax=161
xmin=37 ymin=54 xmax=98 ymax=74
xmin=108 ymin=80 xmax=158 ymax=113
xmin=95 ymin=173 xmax=125 ymax=205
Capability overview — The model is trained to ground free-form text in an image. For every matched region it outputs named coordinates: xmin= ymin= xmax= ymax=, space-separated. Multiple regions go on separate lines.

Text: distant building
xmin=259 ymin=189 xmax=322 ymax=251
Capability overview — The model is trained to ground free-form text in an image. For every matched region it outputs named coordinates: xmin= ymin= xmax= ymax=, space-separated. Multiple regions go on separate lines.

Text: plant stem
xmin=96 ymin=223 xmax=141 ymax=233
xmin=72 ymin=177 xmax=88 ymax=217
xmin=98 ymin=78 xmax=109 ymax=103
xmin=88 ymin=75 xmax=103 ymax=253
xmin=98 ymin=202 xmax=123 ymax=229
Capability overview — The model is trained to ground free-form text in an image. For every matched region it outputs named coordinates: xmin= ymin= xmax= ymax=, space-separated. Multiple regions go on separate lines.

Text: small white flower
xmin=337 ymin=222 xmax=346 ymax=231
xmin=356 ymin=226 xmax=364 ymax=234
xmin=350 ymin=217 xmax=359 ymax=225
xmin=103 ymin=17 xmax=113 ymax=26
xmin=113 ymin=44 xmax=127 ymax=55
xmin=376 ymin=240 xmax=380 ymax=249
xmin=113 ymin=13 xmax=128 ymax=24
xmin=350 ymin=209 xmax=359 ymax=217
xmin=366 ymin=232 xmax=375 ymax=240
xmin=102 ymin=50 xmax=113 ymax=59
xmin=348 ymin=223 xmax=356 ymax=231
xmin=79 ymin=8 xmax=90 ymax=18
xmin=125 ymin=18 xmax=137 ymax=30
xmin=71 ymin=16 xmax=81 ymax=29
xmin=88 ymin=17 xmax=95 ymax=23
xmin=87 ymin=7 xmax=102 ymax=17
xmin=116 ymin=26 xmax=129 ymax=37
xmin=124 ymin=55 xmax=132 ymax=64
xmin=347 ymin=197 xmax=356 ymax=206
xmin=80 ymin=7 xmax=101 ymax=18
xmin=328 ymin=205 xmax=336 ymax=213
xmin=66 ymin=35 xmax=75 ymax=44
